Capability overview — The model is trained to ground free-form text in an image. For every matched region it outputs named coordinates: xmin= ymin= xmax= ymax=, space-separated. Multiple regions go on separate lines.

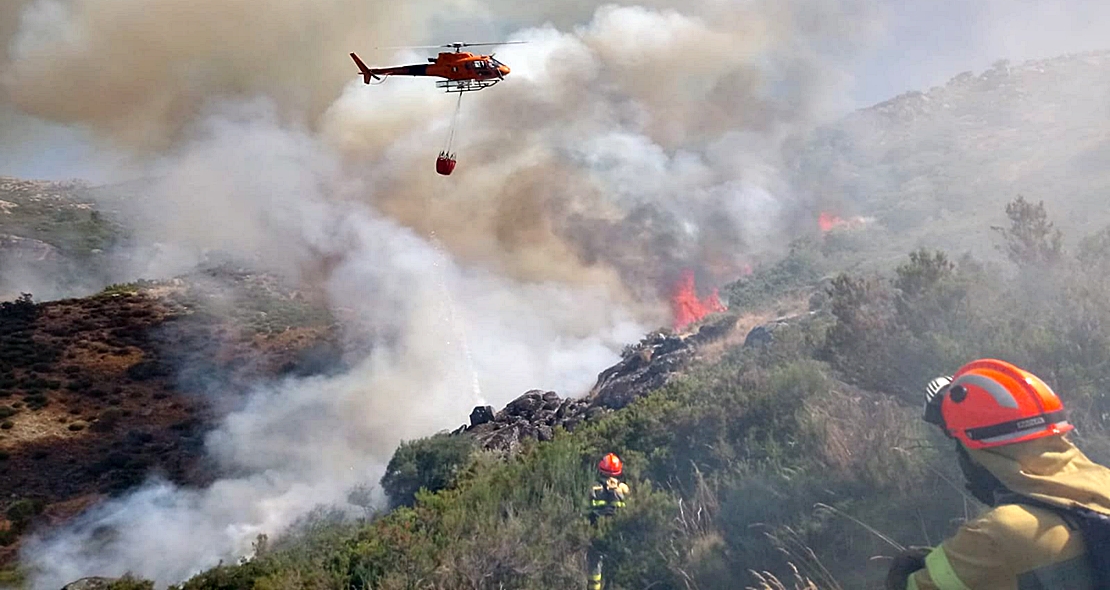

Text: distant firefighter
xmin=587 ymin=453 xmax=629 ymax=589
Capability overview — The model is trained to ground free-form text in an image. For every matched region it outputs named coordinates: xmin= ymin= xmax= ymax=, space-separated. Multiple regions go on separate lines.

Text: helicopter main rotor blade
xmin=374 ymin=41 xmax=528 ymax=50
xmin=454 ymin=41 xmax=528 ymax=47
xmin=375 ymin=44 xmax=445 ymax=49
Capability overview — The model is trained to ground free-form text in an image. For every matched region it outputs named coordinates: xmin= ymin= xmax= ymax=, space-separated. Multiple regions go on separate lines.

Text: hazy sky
xmin=853 ymin=0 xmax=1110 ymax=103
xmin=3 ymin=0 xmax=1110 ymax=181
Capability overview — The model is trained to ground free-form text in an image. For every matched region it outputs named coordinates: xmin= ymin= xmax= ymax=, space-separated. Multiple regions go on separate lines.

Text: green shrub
xmin=6 ymin=498 xmax=44 ymax=534
xmin=93 ymin=408 xmax=124 ymax=432
xmin=724 ymin=238 xmax=824 ymax=311
xmin=380 ymin=433 xmax=477 ymax=508
xmin=106 ymin=574 xmax=156 ymax=590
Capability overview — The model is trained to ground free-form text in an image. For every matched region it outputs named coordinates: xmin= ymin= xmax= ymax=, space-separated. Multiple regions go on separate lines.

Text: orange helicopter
xmin=350 ymin=41 xmax=525 ymax=175
xmin=349 ymin=41 xmax=524 ymax=94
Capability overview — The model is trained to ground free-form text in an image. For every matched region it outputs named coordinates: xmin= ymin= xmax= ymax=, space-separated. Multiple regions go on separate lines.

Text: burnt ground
xmin=0 ymin=269 xmax=344 ymax=564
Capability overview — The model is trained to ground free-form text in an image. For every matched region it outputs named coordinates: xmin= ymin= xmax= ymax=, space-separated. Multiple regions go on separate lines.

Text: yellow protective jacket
xmin=907 ymin=435 xmax=1110 ymax=590
xmin=589 ymin=477 xmax=629 ymax=520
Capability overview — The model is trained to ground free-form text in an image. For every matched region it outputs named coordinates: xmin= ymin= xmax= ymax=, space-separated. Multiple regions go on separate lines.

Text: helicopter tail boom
xmin=350 ymin=52 xmax=380 ymax=84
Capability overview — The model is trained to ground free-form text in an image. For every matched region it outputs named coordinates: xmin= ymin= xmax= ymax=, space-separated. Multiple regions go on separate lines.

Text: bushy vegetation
xmin=78 ymin=198 xmax=1110 ymax=589
xmin=380 ymin=434 xmax=479 ymax=508
xmin=723 ymin=239 xmax=826 ymax=312
xmin=1 ymin=498 xmax=45 ymax=546
xmin=0 ymin=183 xmax=122 ymax=257
xmin=823 ymin=198 xmax=1110 ymax=450
xmin=99 ymin=280 xmax=162 ymax=296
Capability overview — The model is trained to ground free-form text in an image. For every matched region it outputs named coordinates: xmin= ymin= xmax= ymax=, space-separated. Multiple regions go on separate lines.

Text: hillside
xmin=113 ymin=195 xmax=1110 ymax=590
xmin=0 ymin=177 xmax=127 ymax=302
xmin=0 ymin=268 xmax=341 ymax=566
xmin=5 ymin=50 xmax=1110 ymax=589
xmin=131 ymin=53 xmax=1110 ymax=590
xmin=790 ymin=50 xmax=1110 ymax=269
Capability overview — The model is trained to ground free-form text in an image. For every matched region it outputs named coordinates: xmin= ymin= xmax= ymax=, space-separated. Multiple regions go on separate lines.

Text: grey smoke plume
xmin=316 ymin=2 xmax=882 ymax=297
xmin=3 ymin=0 xmax=889 ymax=300
xmin=0 ymin=0 xmax=980 ymax=587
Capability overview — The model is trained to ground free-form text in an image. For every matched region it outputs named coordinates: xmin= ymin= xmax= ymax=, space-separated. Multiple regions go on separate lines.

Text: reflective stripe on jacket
xmin=907 ymin=503 xmax=1094 ymax=590
xmin=589 ymin=477 xmax=628 ymax=517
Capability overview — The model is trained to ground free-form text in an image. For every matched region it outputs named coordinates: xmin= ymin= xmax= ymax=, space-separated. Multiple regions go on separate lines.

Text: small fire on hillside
xmin=671 ymin=269 xmax=726 ymax=330
xmin=818 ymin=212 xmax=875 ymax=232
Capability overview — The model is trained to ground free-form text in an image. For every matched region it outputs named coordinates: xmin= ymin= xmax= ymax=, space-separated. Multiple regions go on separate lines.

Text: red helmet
xmin=598 ymin=453 xmax=622 ymax=476
xmin=924 ymin=359 xmax=1073 ymax=449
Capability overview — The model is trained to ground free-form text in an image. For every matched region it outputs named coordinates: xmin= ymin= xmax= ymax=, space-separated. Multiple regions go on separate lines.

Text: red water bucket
xmin=436 ymin=153 xmax=456 ymax=175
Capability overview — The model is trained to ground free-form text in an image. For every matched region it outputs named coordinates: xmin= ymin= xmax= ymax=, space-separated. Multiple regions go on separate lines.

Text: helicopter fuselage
xmin=353 ymin=51 xmax=510 ymax=82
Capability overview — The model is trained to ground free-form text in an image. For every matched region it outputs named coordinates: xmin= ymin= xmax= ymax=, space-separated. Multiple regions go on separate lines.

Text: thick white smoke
xmin=17 ymin=103 xmax=644 ymax=588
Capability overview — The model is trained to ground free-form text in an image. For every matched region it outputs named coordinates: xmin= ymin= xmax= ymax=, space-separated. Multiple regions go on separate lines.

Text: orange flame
xmin=671 ymin=269 xmax=726 ymax=330
xmin=818 ymin=212 xmax=844 ymax=232
xmin=819 ymin=212 xmax=874 ymax=232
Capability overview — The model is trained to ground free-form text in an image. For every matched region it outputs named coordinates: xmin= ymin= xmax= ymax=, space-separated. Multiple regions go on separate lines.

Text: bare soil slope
xmin=0 ymin=270 xmax=341 ymax=563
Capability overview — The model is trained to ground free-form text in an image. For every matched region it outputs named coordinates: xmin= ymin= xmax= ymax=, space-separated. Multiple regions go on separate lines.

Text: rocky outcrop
xmin=587 ymin=331 xmax=693 ymax=410
xmin=457 ymin=390 xmax=584 ymax=453
xmin=590 ymin=314 xmax=739 ymax=411
xmin=456 ymin=314 xmax=739 ymax=452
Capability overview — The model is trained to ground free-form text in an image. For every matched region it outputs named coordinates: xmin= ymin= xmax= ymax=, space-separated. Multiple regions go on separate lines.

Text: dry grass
xmin=0 ymin=402 xmax=95 ymax=450
xmin=752 ymin=527 xmax=845 ymax=590
xmin=801 ymin=383 xmax=926 ymax=494
xmin=694 ymin=293 xmax=811 ymax=363
xmin=747 ymin=563 xmax=825 ymax=590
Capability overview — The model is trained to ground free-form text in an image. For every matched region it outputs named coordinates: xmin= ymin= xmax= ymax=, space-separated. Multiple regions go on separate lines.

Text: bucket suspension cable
xmin=443 ymin=91 xmax=464 ymax=154
xmin=437 ymin=92 xmax=464 ymax=175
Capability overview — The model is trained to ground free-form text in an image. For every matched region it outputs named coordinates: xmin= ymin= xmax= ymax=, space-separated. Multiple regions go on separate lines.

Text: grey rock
xmin=505 ymin=390 xmax=544 ymax=416
xmin=469 ymin=405 xmax=495 ymax=427
xmin=454 ymin=314 xmax=743 ymax=453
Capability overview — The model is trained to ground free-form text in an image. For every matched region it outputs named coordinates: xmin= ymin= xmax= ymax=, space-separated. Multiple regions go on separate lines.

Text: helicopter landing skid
xmin=437 ymin=79 xmax=501 ymax=93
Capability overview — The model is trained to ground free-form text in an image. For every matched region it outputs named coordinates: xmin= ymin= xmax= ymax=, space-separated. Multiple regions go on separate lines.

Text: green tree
xmin=894 ymin=249 xmax=967 ymax=334
xmin=992 ymin=196 xmax=1063 ymax=267
xmin=821 ymin=274 xmax=900 ymax=391
xmin=1076 ymin=225 xmax=1110 ymax=269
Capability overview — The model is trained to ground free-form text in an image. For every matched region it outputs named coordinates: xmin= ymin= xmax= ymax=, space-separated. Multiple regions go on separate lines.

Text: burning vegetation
xmin=670 ymin=270 xmax=726 ymax=330
xmin=818 ymin=212 xmax=874 ymax=233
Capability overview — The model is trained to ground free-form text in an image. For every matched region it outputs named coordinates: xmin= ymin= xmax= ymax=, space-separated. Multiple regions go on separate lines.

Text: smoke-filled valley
xmin=3 ymin=0 xmax=1110 ymax=588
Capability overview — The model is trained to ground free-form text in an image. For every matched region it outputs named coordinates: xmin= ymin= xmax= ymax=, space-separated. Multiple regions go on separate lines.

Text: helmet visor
xmin=923 ymin=376 xmax=953 ymax=426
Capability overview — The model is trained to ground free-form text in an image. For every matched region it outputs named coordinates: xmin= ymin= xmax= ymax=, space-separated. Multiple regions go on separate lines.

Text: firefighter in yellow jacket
xmin=587 ymin=453 xmax=629 ymax=590
xmin=886 ymin=358 xmax=1110 ymax=590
